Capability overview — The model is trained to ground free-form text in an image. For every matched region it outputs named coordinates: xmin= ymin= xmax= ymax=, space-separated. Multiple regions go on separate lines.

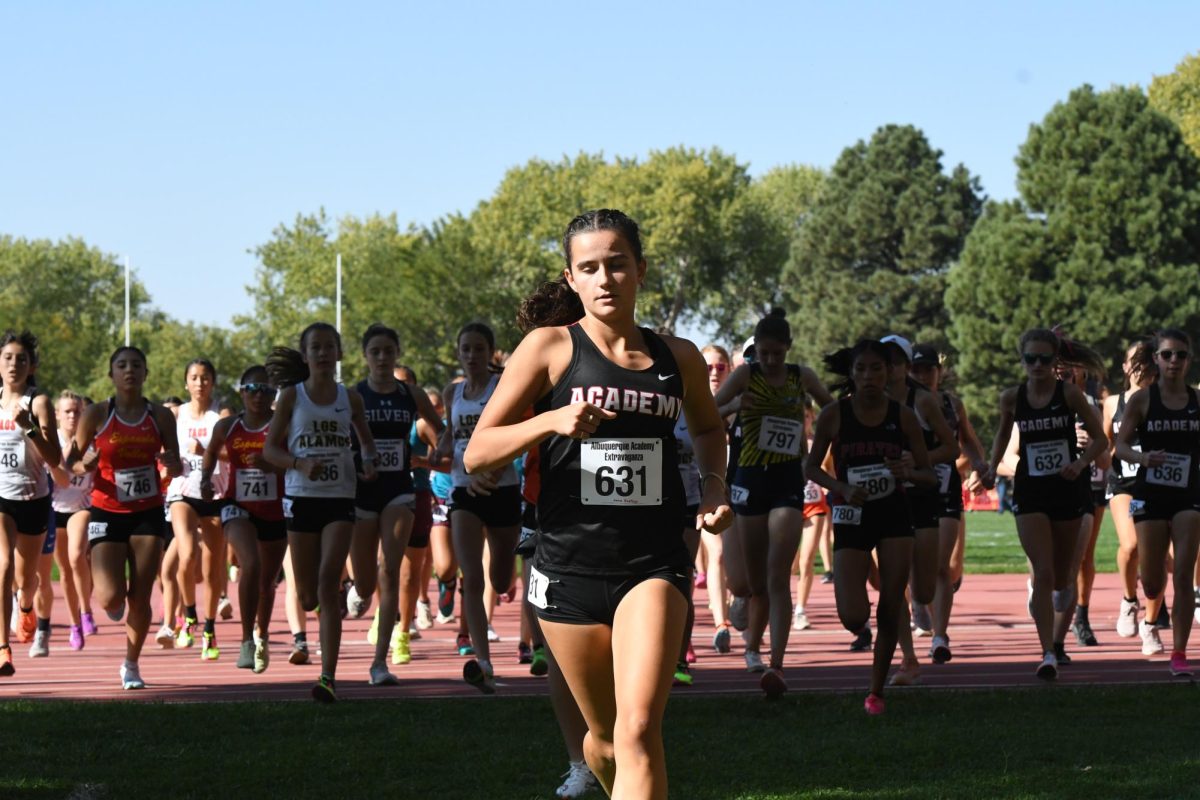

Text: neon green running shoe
xmin=176 ymin=617 xmax=197 ymax=649
xmin=530 ymin=645 xmax=549 ymax=677
xmin=201 ymin=631 xmax=220 ymax=661
xmin=391 ymin=629 xmax=411 ymax=665
xmin=367 ymin=607 xmax=380 ymax=646
xmin=673 ymin=662 xmax=693 ymax=687
xmin=253 ymin=640 xmax=269 ymax=674
xmin=311 ymin=674 xmax=337 ymax=703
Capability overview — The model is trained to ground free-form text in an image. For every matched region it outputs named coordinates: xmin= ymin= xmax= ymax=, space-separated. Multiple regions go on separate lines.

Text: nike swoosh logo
xmin=1050 ymin=404 xmax=1062 ymax=411
xmin=658 ymin=374 xmax=675 ymax=381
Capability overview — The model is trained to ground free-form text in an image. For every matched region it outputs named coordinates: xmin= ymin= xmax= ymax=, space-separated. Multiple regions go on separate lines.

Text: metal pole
xmin=124 ymin=255 xmax=131 ymax=346
xmin=335 ymin=253 xmax=342 ymax=382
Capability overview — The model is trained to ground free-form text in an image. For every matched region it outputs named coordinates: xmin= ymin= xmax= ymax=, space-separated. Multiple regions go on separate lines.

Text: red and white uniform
xmin=225 ymin=416 xmax=283 ymax=521
xmin=91 ymin=400 xmax=164 ymax=514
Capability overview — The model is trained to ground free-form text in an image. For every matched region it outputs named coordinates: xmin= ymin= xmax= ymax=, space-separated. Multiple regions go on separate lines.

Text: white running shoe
xmin=487 ymin=624 xmax=501 ymax=642
xmin=155 ymin=623 xmax=176 ymax=649
xmin=911 ymin=601 xmax=933 ymax=636
xmin=1035 ymin=651 xmax=1057 ymax=681
xmin=1140 ymin=620 xmax=1164 ymax=656
xmin=435 ymin=611 xmax=455 ymax=625
xmin=29 ymin=629 xmax=49 ymax=658
xmin=555 ymin=759 xmax=599 ymax=799
xmin=792 ymin=610 xmax=811 ymax=631
xmin=415 ymin=599 xmax=434 ymax=630
xmin=1117 ymin=597 xmax=1140 ymax=638
xmin=929 ymin=635 xmax=952 ymax=664
xmin=120 ymin=662 xmax=145 ymax=690
xmin=369 ymin=663 xmax=401 ymax=686
xmin=217 ymin=596 xmax=234 ymax=621
xmin=228 ymin=564 xmax=240 ymax=583
xmin=347 ymin=585 xmax=369 ymax=619
xmin=743 ymin=650 xmax=765 ymax=673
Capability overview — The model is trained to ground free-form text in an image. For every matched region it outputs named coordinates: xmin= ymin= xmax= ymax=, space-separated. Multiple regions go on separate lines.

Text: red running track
xmin=0 ymin=572 xmax=1191 ymax=702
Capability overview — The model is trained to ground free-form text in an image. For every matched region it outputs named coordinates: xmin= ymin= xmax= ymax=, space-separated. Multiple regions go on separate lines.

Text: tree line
xmin=4 ymin=56 xmax=1199 ymax=437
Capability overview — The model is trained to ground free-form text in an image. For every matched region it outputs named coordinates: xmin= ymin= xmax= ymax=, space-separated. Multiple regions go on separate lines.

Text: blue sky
xmin=3 ymin=2 xmax=1197 ymax=332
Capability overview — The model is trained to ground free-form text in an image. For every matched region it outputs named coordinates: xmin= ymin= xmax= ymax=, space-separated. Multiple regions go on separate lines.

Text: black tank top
xmin=354 ymin=379 xmax=417 ymax=500
xmin=1109 ymin=391 xmax=1141 ymax=496
xmin=536 ymin=325 xmax=687 ymax=577
xmin=829 ymin=398 xmax=911 ymax=526
xmin=938 ymin=390 xmax=963 ymax=500
xmin=904 ymin=383 xmax=942 ymax=502
xmin=1135 ymin=384 xmax=1200 ymax=500
xmin=1015 ymin=381 xmax=1077 ymax=487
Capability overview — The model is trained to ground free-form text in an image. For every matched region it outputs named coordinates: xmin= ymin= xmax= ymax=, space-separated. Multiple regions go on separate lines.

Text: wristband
xmin=700 ymin=471 xmax=727 ymax=494
xmin=361 ymin=451 xmax=378 ymax=464
xmin=24 ymin=426 xmax=41 ymax=439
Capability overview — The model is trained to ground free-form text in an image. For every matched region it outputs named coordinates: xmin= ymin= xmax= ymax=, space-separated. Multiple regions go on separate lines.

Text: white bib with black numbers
xmin=115 ymin=464 xmax=157 ymax=504
xmin=235 ymin=468 xmax=277 ymax=502
xmin=831 ymin=505 xmax=863 ymax=525
xmin=1146 ymin=453 xmax=1191 ymax=489
xmin=1121 ymin=445 xmax=1142 ymax=479
xmin=580 ymin=438 xmax=663 ymax=506
xmin=846 ymin=464 xmax=895 ymax=501
xmin=375 ymin=438 xmax=407 ymax=473
xmin=1026 ymin=440 xmax=1069 ymax=477
xmin=803 ymin=481 xmax=822 ymax=504
xmin=758 ymin=416 xmax=803 ymax=457
xmin=526 ymin=565 xmax=550 ymax=610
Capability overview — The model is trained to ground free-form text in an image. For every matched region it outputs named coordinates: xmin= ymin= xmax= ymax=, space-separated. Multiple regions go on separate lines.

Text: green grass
xmin=3 ymin=687 xmax=1199 ymax=799
xmin=962 ymin=511 xmax=1118 ymax=574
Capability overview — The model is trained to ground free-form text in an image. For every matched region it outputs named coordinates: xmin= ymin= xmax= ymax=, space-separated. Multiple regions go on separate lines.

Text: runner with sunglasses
xmin=1113 ymin=330 xmax=1200 ymax=677
xmin=982 ymin=329 xmax=1107 ymax=680
xmin=879 ymin=335 xmax=959 ymax=686
xmin=200 ymin=366 xmax=286 ymax=673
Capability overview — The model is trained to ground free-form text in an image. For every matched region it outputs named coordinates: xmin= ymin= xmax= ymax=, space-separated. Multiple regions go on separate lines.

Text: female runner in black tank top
xmin=1113 ymin=329 xmax=1200 ymax=677
xmin=464 ymin=210 xmax=731 ymax=799
xmin=345 ymin=324 xmax=443 ymax=686
xmin=1103 ymin=339 xmax=1158 ymax=639
xmin=1054 ymin=361 xmax=1112 ymax=655
xmin=805 ymin=339 xmax=936 ymax=716
xmin=879 ymin=335 xmax=959 ymax=686
xmin=983 ymin=328 xmax=1107 ymax=681
xmin=908 ymin=344 xmax=990 ymax=666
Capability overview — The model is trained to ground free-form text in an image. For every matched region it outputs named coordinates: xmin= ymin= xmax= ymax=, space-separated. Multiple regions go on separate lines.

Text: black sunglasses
xmin=241 ymin=383 xmax=274 ymax=395
xmin=1158 ymin=350 xmax=1190 ymax=362
xmin=1022 ymin=353 xmax=1054 ymax=366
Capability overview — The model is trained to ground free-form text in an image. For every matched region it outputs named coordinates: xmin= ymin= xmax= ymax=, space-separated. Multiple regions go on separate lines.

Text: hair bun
xmin=769 ymin=307 xmax=787 ymax=319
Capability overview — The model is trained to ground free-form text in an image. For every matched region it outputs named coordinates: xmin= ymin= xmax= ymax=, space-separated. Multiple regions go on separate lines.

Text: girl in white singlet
xmin=263 ymin=322 xmax=378 ymax=702
xmin=0 ymin=330 xmax=62 ymax=676
xmin=49 ymin=391 xmax=95 ymax=651
xmin=163 ymin=359 xmax=231 ymax=660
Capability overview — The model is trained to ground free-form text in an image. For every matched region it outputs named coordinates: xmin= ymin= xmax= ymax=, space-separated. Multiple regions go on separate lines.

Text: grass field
xmin=4 ymin=686 xmax=1199 ymax=800
xmin=960 ymin=510 xmax=1119 ymax=574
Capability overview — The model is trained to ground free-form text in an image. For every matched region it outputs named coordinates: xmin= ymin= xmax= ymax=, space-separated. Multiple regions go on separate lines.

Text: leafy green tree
xmin=947 ymin=85 xmax=1200 ymax=429
xmin=783 ymin=125 xmax=983 ymax=368
xmin=1150 ymin=52 xmax=1200 ymax=159
xmin=0 ymin=236 xmax=150 ymax=396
